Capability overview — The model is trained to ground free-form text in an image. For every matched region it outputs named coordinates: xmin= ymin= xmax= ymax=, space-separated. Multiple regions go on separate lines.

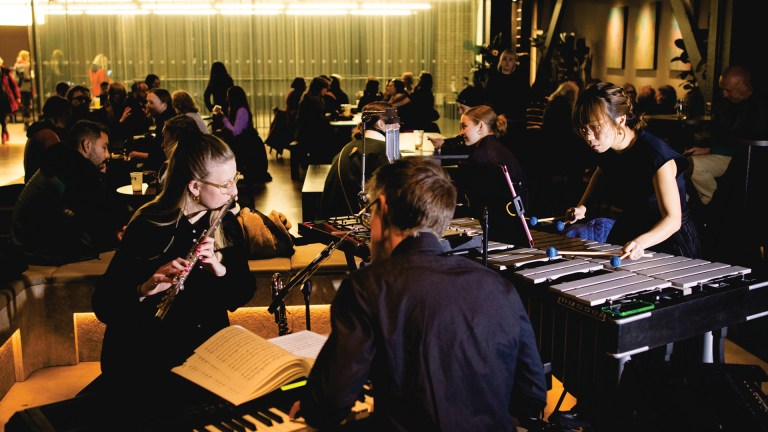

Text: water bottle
xmin=676 ymin=98 xmax=686 ymax=120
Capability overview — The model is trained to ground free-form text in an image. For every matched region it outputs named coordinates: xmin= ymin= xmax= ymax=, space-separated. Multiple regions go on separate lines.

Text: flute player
xmin=91 ymin=133 xmax=255 ymax=403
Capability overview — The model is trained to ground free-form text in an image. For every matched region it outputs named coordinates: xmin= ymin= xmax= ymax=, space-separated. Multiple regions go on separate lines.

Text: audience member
xmin=213 ymin=86 xmax=271 ymax=183
xmin=317 ymin=101 xmax=394 ymax=218
xmin=12 ymin=120 xmax=126 ymax=264
xmin=635 ymin=85 xmax=656 ymax=115
xmin=567 ymin=81 xmax=700 ymax=259
xmin=295 ymin=76 xmax=333 ymax=165
xmin=126 ymin=81 xmax=151 ymax=136
xmin=319 ymin=75 xmax=340 ymax=116
xmin=88 ymin=54 xmax=110 ymax=98
xmin=409 ymin=71 xmax=440 ymax=132
xmin=0 ymin=57 xmax=21 ymax=144
xmin=329 ymin=74 xmax=349 ymax=107
xmin=172 ymin=90 xmax=209 ymax=134
xmin=91 ymin=132 xmax=255 ymax=403
xmin=204 ymin=61 xmax=234 ymax=116
xmin=295 ymin=157 xmax=547 ymax=431
xmin=684 ymin=65 xmax=768 ymax=205
xmin=145 ymin=74 xmax=161 ymax=89
xmin=23 ymin=96 xmax=71 ymax=182
xmin=386 ymin=78 xmax=416 ymax=130
xmin=654 ymin=84 xmax=678 ymax=114
xmin=457 ymin=105 xmax=528 ymax=221
xmin=13 ymin=50 xmax=33 ymax=129
xmin=428 ymin=85 xmax=486 ymax=156
xmin=128 ymin=88 xmax=175 ymax=172
xmin=401 ymin=71 xmax=415 ymax=93
xmin=485 ymin=49 xmax=531 ymax=138
xmin=357 ymin=77 xmax=383 ymax=110
xmin=65 ymin=85 xmax=94 ymax=131
xmin=55 ymin=81 xmax=71 ymax=98
xmin=91 ymin=82 xmax=131 ymax=147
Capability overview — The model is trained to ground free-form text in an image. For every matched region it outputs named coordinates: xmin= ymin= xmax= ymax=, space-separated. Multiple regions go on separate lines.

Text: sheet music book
xmin=171 ymin=326 xmax=328 ymax=406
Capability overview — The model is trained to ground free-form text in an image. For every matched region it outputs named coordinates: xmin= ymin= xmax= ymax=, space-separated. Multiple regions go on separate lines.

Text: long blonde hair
xmin=134 ymin=134 xmax=236 ymax=255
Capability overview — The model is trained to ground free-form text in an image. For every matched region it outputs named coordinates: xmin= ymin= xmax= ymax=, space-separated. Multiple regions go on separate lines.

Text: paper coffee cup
xmin=130 ymin=172 xmax=143 ymax=193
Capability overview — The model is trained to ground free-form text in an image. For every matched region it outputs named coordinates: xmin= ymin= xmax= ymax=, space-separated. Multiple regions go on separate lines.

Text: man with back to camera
xmin=12 ymin=120 xmax=127 ymax=264
xmin=293 ymin=157 xmax=547 ymax=431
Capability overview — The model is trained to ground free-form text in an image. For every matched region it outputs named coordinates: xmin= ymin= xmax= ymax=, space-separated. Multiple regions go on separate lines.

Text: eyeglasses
xmin=74 ymin=95 xmax=91 ymax=103
xmin=200 ymin=172 xmax=239 ymax=194
xmin=355 ymin=197 xmax=379 ymax=228
xmin=573 ymin=119 xmax=613 ymax=137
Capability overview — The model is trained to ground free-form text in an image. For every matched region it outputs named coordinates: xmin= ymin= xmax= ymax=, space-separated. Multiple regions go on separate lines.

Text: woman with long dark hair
xmin=295 ymin=76 xmax=333 ymax=165
xmin=204 ymin=61 xmax=234 ymax=115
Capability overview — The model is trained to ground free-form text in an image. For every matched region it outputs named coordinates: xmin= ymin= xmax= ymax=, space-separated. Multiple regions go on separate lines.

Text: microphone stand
xmin=268 ymin=231 xmax=352 ymax=334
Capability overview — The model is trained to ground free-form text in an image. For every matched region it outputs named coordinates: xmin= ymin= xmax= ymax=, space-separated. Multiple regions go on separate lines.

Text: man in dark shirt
xmin=684 ymin=65 xmax=768 ymax=205
xmin=295 ymin=157 xmax=547 ymax=431
xmin=12 ymin=120 xmax=126 ymax=264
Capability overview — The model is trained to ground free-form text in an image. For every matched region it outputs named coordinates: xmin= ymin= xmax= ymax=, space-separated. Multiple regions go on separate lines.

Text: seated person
xmin=428 ymin=85 xmax=487 ymax=156
xmin=317 ymin=101 xmax=393 ymax=219
xmin=294 ymin=157 xmax=547 ymax=430
xmin=12 ymin=120 xmax=127 ymax=264
xmin=684 ymin=65 xmax=768 ymax=205
xmin=128 ymin=88 xmax=176 ymax=172
xmin=24 ymin=95 xmax=71 ymax=183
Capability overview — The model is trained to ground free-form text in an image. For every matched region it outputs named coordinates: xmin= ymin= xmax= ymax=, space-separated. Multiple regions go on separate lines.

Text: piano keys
xmin=6 ymin=380 xmax=375 ymax=432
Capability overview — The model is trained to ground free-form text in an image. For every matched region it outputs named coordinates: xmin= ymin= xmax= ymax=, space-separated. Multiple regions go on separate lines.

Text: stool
xmin=288 ymin=141 xmax=305 ymax=180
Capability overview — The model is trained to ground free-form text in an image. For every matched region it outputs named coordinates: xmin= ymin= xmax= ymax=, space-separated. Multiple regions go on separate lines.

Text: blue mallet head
xmin=556 ymin=220 xmax=566 ymax=232
xmin=546 ymin=246 xmax=558 ymax=258
xmin=610 ymin=256 xmax=622 ymax=269
xmin=529 ymin=216 xmax=539 ymax=226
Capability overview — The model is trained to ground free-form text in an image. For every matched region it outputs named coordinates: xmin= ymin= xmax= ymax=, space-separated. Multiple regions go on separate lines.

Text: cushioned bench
xmin=0 ymin=243 xmax=356 ymax=402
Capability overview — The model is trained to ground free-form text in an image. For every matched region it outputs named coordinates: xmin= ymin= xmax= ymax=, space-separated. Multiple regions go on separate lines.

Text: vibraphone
xmin=477 ymin=229 xmax=768 ymax=427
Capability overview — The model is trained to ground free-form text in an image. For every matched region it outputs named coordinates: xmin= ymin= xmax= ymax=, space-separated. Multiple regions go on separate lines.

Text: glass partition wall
xmin=31 ymin=0 xmax=478 ymax=133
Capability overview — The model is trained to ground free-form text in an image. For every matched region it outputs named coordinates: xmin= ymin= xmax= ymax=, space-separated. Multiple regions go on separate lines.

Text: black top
xmin=598 ymin=130 xmax=699 ymax=257
xmin=318 ymin=135 xmax=389 ymax=218
xmin=92 ymin=209 xmax=255 ymax=391
xmin=12 ymin=142 xmax=127 ymax=264
xmin=466 ymin=134 xmax=527 ymax=185
xmin=301 ymin=233 xmax=547 ymax=431
xmin=485 ymin=70 xmax=531 ymax=125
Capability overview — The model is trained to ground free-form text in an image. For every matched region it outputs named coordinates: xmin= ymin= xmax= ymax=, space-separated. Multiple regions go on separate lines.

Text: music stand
xmin=453 ymin=163 xmax=534 ymax=265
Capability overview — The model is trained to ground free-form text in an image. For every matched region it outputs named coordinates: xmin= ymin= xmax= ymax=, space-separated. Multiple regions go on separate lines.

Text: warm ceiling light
xmin=152 ymin=8 xmax=216 ymax=14
xmin=219 ymin=9 xmax=281 ymax=15
xmin=285 ymin=9 xmax=349 ymax=15
xmin=287 ymin=3 xmax=356 ymax=9
xmin=216 ymin=2 xmax=285 ymax=10
xmin=361 ymin=3 xmax=430 ymax=10
xmin=351 ymin=9 xmax=411 ymax=15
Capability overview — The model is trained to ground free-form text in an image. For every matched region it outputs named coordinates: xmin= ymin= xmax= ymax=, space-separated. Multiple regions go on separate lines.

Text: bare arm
xmin=621 ymin=160 xmax=682 ymax=259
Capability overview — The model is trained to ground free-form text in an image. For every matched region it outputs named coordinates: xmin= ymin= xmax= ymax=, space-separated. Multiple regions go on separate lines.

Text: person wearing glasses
xmin=65 ymin=85 xmax=94 ymax=133
xmin=293 ymin=157 xmax=547 ymax=430
xmin=566 ymin=81 xmax=700 ymax=260
xmin=91 ymin=132 xmax=255 ymax=400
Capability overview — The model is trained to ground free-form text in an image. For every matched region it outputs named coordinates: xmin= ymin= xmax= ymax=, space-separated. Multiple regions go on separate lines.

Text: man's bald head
xmin=719 ymin=65 xmax=752 ymax=103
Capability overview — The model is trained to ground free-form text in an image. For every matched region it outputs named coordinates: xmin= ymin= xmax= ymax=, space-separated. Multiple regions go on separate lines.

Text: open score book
xmin=171 ymin=325 xmax=328 ymax=406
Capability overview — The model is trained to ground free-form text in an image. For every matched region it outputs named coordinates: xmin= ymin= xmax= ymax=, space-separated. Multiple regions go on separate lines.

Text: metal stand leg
xmin=302 ymin=281 xmax=312 ymax=331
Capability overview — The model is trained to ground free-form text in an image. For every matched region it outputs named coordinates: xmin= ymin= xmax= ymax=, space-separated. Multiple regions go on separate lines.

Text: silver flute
xmin=155 ymin=195 xmax=236 ymax=319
